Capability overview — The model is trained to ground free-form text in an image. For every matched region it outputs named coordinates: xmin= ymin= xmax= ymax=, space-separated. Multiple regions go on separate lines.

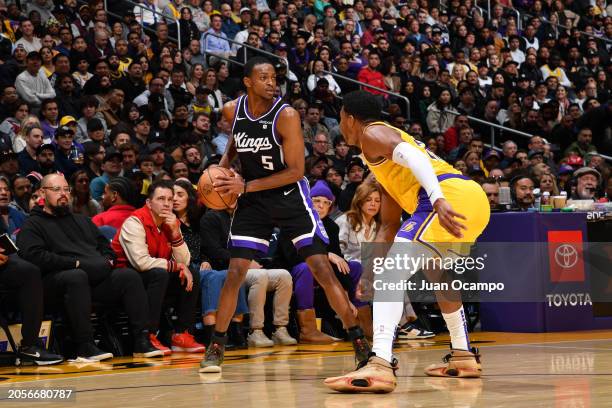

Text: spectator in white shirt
xmin=15 ymin=20 xmax=42 ymax=53
xmin=509 ymin=35 xmax=525 ymax=65
xmin=15 ymin=52 xmax=56 ymax=112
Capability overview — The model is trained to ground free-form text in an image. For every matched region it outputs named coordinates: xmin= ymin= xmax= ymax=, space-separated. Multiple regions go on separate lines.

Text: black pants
xmin=140 ymin=268 xmax=200 ymax=333
xmin=43 ymin=267 xmax=149 ymax=344
xmin=0 ymin=255 xmax=43 ymax=346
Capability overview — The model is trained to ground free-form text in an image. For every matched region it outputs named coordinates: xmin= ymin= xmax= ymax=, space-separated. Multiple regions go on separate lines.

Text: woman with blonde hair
xmin=335 ymin=181 xmax=381 ymax=263
xmin=538 ymin=172 xmax=560 ymax=196
xmin=450 ymin=64 xmax=466 ymax=89
xmin=186 ymin=63 xmax=205 ymax=95
xmin=13 ymin=115 xmax=41 ymax=153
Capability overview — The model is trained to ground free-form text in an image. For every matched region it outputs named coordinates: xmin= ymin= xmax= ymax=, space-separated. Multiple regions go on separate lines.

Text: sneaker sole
xmin=172 ymin=346 xmax=205 ymax=353
xmin=247 ymin=341 xmax=274 ymax=348
xmin=398 ymin=333 xmax=436 ymax=339
xmin=134 ymin=351 xmax=164 ymax=358
xmin=16 ymin=358 xmax=64 ymax=366
xmin=324 ymin=376 xmax=396 ymax=393
xmin=199 ymin=365 xmax=222 ymax=373
xmin=82 ymin=353 xmax=113 ymax=361
xmin=272 ymin=338 xmax=298 ymax=346
xmin=425 ymin=367 xmax=481 ymax=378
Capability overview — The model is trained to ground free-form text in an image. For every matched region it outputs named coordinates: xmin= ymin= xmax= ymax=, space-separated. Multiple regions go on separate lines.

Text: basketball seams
xmin=199 ymin=167 xmax=237 ymax=210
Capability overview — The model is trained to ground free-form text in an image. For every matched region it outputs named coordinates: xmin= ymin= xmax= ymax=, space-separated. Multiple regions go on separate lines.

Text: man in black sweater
xmin=17 ymin=174 xmax=163 ymax=361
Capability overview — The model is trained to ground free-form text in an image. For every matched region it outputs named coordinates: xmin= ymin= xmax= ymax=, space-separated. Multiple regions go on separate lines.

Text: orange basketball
xmin=197 ymin=166 xmax=239 ymax=210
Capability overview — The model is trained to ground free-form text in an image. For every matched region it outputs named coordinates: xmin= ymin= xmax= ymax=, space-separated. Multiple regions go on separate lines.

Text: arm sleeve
xmin=392 ymin=142 xmax=445 ymax=206
xmin=118 ymin=216 xmax=169 ymax=272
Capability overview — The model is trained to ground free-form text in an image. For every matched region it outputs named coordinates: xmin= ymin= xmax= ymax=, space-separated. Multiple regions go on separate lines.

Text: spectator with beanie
xmin=337 ymin=157 xmax=366 ymax=212
xmin=275 ymin=180 xmax=372 ymax=342
xmin=18 ymin=173 xmax=164 ymax=361
xmin=36 ymin=143 xmax=58 ymax=175
xmin=113 ymin=180 xmax=204 ymax=356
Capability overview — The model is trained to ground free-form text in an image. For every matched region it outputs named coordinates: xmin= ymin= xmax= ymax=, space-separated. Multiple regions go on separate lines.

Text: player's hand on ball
xmin=433 ymin=198 xmax=467 ymax=239
xmin=178 ymin=263 xmax=193 ymax=292
xmin=213 ymin=169 xmax=245 ymax=195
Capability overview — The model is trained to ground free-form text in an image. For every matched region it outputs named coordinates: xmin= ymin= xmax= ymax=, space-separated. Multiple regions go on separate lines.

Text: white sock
xmin=442 ymin=306 xmax=470 ymax=351
xmin=372 ymin=301 xmax=403 ymax=363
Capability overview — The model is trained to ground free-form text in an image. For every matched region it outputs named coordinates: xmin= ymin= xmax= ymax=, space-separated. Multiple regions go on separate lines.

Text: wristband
xmin=243 ymin=181 xmax=247 ymax=194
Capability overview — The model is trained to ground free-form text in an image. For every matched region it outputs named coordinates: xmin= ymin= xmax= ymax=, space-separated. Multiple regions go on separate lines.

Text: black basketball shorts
xmin=228 ymin=178 xmax=329 ymax=260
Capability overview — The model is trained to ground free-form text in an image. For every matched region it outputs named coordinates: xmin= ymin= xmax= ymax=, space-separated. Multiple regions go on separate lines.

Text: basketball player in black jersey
xmin=198 ymin=57 xmax=371 ymax=373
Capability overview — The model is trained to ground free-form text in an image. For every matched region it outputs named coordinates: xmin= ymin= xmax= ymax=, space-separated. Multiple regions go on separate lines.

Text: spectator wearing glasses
xmin=17 ymin=174 xmax=163 ymax=361
xmin=312 ymin=132 xmax=332 ymax=158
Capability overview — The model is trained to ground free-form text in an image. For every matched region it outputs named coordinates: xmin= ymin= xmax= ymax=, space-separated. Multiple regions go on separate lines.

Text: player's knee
xmin=225 ymin=267 xmax=248 ymax=288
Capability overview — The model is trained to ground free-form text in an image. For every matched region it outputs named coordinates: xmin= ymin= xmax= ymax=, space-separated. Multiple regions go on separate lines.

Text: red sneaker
xmin=171 ymin=331 xmax=206 ymax=353
xmin=149 ymin=333 xmax=172 ymax=356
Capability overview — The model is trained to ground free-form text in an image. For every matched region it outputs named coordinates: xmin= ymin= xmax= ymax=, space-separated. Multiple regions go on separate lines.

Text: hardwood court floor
xmin=1 ymin=331 xmax=612 ymax=407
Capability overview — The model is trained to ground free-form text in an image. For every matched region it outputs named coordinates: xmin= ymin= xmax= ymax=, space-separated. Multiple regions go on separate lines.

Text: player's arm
xmin=243 ymin=107 xmax=305 ymax=192
xmin=218 ymin=101 xmax=238 ymax=169
xmin=362 ymin=126 xmax=467 ymax=238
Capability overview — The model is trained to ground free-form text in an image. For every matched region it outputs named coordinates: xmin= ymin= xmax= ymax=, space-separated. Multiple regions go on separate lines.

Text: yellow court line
xmin=2 ymin=330 xmax=612 ymax=384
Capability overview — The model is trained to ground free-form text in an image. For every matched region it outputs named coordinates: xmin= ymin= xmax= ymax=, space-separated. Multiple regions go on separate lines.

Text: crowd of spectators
xmin=0 ymin=0 xmax=610 ymax=364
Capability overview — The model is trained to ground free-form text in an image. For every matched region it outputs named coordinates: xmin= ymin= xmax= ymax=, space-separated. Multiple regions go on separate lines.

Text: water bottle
xmin=533 ymin=188 xmax=541 ymax=210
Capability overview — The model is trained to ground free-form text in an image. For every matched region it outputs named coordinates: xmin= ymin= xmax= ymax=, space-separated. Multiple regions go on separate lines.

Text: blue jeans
xmin=199 ymin=269 xmax=248 ymax=316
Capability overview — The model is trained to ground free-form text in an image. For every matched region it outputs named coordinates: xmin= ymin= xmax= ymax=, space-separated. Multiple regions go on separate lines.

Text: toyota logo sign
xmin=555 ymin=244 xmax=579 ymax=269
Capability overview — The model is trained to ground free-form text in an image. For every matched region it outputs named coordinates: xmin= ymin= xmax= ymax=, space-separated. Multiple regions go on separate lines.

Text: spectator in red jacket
xmin=357 ymin=51 xmax=387 ymax=97
xmin=92 ymin=177 xmax=136 ymax=230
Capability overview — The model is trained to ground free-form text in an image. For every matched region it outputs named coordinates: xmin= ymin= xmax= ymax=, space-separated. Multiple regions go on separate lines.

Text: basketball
xmin=197 ymin=166 xmax=239 ymax=210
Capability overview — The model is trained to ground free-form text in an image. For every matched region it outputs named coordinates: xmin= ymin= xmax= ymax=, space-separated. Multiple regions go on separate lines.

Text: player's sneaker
xmin=425 ymin=348 xmax=482 ymax=378
xmin=149 ymin=333 xmax=172 ymax=356
xmin=199 ymin=335 xmax=227 ymax=373
xmin=271 ymin=327 xmax=297 ymax=345
xmin=16 ymin=344 xmax=63 ymax=366
xmin=324 ymin=353 xmax=398 ymax=393
xmin=397 ymin=323 xmax=435 ymax=340
xmin=171 ymin=331 xmax=206 ymax=352
xmin=348 ymin=326 xmax=371 ymax=365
